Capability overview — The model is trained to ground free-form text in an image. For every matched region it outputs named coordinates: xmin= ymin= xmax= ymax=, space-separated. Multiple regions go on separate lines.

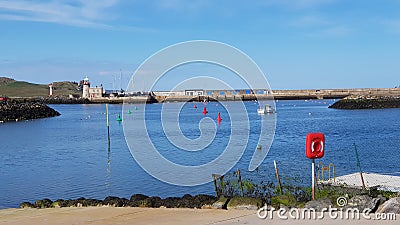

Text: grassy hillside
xmin=0 ymin=77 xmax=81 ymax=97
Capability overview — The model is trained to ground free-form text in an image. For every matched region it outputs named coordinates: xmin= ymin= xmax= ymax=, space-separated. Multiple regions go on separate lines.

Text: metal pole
xmin=354 ymin=143 xmax=366 ymax=190
xmin=312 ymin=159 xmax=315 ymax=200
xmin=106 ymin=104 xmax=110 ymax=144
xmin=106 ymin=103 xmax=111 ymax=195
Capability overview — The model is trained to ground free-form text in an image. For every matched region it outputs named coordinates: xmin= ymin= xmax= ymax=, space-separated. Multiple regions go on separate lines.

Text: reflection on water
xmin=106 ymin=138 xmax=111 ymax=197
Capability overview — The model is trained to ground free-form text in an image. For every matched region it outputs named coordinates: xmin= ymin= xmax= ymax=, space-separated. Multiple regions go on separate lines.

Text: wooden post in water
xmin=354 ymin=143 xmax=366 ymax=190
xmin=212 ymin=174 xmax=219 ymax=197
xmin=238 ymin=168 xmax=244 ymax=197
xmin=212 ymin=174 xmax=225 ymax=197
xmin=220 ymin=175 xmax=225 ymax=193
xmin=274 ymin=160 xmax=283 ymax=195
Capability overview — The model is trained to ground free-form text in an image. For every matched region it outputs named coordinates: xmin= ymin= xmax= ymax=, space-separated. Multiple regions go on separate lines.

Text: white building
xmin=82 ymin=76 xmax=104 ymax=99
xmin=185 ymin=90 xmax=205 ymax=96
xmin=89 ymin=86 xmax=104 ymax=98
xmin=153 ymin=91 xmax=186 ymax=96
xmin=82 ymin=76 xmax=90 ymax=98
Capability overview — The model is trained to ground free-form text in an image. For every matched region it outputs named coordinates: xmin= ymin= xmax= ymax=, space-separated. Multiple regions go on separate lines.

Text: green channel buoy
xmin=116 ymin=114 xmax=122 ymax=122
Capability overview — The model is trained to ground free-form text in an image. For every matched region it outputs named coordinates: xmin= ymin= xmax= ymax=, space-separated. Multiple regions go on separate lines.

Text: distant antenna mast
xmin=142 ymin=76 xmax=145 ymax=93
xmin=112 ymin=74 xmax=116 ymax=93
xmin=120 ymin=69 xmax=122 ymax=91
xmin=131 ymin=73 xmax=135 ymax=92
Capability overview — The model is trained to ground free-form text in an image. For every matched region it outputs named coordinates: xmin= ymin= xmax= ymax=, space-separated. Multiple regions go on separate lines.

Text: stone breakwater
xmin=18 ymin=194 xmax=400 ymax=215
xmin=20 ymin=194 xmax=217 ymax=209
xmin=0 ymin=101 xmax=60 ymax=122
xmin=329 ymin=96 xmax=400 ymax=109
xmin=11 ymin=97 xmax=92 ymax=104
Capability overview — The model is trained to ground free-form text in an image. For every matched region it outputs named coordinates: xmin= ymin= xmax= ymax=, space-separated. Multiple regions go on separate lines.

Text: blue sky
xmin=0 ymin=0 xmax=399 ymax=90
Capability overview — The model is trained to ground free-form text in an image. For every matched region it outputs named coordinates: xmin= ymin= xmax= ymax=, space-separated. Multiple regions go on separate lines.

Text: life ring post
xmin=306 ymin=132 xmax=325 ymax=200
xmin=312 ymin=158 xmax=316 ymax=200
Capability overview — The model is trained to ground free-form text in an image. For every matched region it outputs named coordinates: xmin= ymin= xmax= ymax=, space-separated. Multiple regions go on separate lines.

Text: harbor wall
xmin=7 ymin=88 xmax=400 ymax=103
xmin=272 ymin=88 xmax=400 ymax=100
xmin=154 ymin=88 xmax=400 ymax=102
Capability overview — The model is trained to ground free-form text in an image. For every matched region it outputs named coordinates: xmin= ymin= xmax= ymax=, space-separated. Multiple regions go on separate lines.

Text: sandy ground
xmin=0 ymin=207 xmax=398 ymax=225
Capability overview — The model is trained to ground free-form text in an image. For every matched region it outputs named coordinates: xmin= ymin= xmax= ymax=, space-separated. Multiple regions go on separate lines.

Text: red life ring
xmin=306 ymin=133 xmax=325 ymax=159
xmin=311 ymin=139 xmax=324 ymax=153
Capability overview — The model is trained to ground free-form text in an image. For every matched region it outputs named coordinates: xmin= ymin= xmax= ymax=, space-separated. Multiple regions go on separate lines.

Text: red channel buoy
xmin=217 ymin=112 xmax=222 ymax=122
xmin=202 ymin=107 xmax=208 ymax=115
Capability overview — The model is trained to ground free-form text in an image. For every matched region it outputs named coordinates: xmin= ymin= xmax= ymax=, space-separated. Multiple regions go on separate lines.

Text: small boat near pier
xmin=257 ymin=105 xmax=275 ymax=114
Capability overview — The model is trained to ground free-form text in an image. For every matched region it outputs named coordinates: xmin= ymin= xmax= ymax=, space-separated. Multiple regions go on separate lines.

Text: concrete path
xmin=0 ymin=207 xmax=398 ymax=225
xmin=326 ymin=172 xmax=400 ymax=192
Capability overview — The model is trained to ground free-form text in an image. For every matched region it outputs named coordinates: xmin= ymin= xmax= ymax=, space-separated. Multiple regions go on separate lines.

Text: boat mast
xmin=119 ymin=69 xmax=122 ymax=92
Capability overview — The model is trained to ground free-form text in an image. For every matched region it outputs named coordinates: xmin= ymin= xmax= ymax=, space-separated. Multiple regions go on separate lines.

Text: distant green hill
xmin=0 ymin=77 xmax=81 ymax=98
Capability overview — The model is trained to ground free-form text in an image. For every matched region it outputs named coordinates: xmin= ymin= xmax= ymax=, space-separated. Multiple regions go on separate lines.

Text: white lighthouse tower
xmin=82 ymin=76 xmax=90 ymax=99
xmin=49 ymin=83 xmax=53 ymax=96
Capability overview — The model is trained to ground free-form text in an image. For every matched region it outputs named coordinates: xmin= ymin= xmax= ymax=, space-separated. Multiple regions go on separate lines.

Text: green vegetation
xmin=270 ymin=194 xmax=298 ymax=208
xmin=0 ymin=77 xmax=81 ymax=97
xmin=214 ymin=171 xmax=398 ymax=208
xmin=227 ymin=197 xmax=262 ymax=208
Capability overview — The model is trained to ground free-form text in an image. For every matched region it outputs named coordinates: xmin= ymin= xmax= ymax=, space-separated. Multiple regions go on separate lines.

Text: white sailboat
xmin=257 ymin=105 xmax=275 ymax=114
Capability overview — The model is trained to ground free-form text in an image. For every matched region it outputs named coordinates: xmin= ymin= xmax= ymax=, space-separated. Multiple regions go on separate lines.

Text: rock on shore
xmin=329 ymin=96 xmax=400 ymax=109
xmin=0 ymin=100 xmax=60 ymax=122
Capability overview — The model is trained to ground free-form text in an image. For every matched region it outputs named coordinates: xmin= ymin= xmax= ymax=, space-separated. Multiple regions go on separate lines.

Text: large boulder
xmin=226 ymin=197 xmax=262 ymax=210
xmin=20 ymin=202 xmax=34 ymax=208
xmin=304 ymin=198 xmax=332 ymax=211
xmin=139 ymin=196 xmax=163 ymax=208
xmin=377 ymin=197 xmax=400 ymax=214
xmin=270 ymin=195 xmax=298 ymax=208
xmin=212 ymin=196 xmax=230 ymax=209
xmin=162 ymin=197 xmax=181 ymax=208
xmin=346 ymin=195 xmax=380 ymax=212
xmin=129 ymin=194 xmax=149 ymax=207
xmin=130 ymin=194 xmax=149 ymax=202
xmin=53 ymin=199 xmax=79 ymax=207
xmin=191 ymin=194 xmax=217 ymax=208
xmin=73 ymin=197 xmax=103 ymax=207
xmin=103 ymin=196 xmax=129 ymax=207
xmin=34 ymin=198 xmax=53 ymax=208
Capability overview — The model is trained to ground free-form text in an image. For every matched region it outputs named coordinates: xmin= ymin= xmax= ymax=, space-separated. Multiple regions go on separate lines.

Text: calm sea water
xmin=0 ymin=100 xmax=399 ymax=208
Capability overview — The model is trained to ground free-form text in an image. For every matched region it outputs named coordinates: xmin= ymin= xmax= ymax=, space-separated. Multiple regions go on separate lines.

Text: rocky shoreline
xmin=11 ymin=97 xmax=92 ymax=104
xmin=329 ymin=96 xmax=400 ymax=109
xmin=0 ymin=100 xmax=60 ymax=122
xmin=19 ymin=193 xmax=400 ymax=215
xmin=20 ymin=194 xmax=217 ymax=209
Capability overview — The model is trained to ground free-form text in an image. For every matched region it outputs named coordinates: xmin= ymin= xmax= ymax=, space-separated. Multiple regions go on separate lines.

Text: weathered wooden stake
xmin=220 ymin=175 xmax=225 ymax=193
xmin=238 ymin=168 xmax=244 ymax=197
xmin=212 ymin=174 xmax=219 ymax=197
xmin=274 ymin=160 xmax=283 ymax=195
xmin=212 ymin=174 xmax=225 ymax=197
